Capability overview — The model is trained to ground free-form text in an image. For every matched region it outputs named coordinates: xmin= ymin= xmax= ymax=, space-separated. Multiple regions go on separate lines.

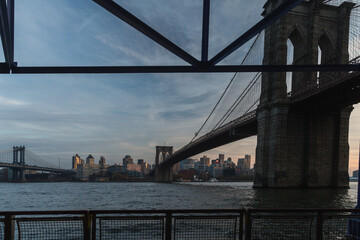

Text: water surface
xmin=0 ymin=182 xmax=357 ymax=211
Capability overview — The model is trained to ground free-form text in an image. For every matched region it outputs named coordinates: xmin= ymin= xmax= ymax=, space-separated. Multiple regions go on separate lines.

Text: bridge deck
xmin=159 ymin=71 xmax=360 ymax=168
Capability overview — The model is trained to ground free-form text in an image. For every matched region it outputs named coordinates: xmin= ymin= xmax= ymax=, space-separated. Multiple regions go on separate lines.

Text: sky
xmin=0 ymin=0 xmax=359 ymax=174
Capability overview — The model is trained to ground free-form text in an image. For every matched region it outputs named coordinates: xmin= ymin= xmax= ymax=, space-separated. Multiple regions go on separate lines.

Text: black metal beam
xmin=0 ymin=0 xmax=13 ymax=66
xmin=7 ymin=0 xmax=14 ymax=62
xmin=201 ymin=0 xmax=210 ymax=62
xmin=10 ymin=64 xmax=360 ymax=74
xmin=208 ymin=0 xmax=304 ymax=66
xmin=93 ymin=0 xmax=200 ymax=67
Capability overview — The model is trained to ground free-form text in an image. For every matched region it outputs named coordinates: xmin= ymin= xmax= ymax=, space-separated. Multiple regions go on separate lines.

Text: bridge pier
xmin=155 ymin=166 xmax=173 ymax=182
xmin=254 ymin=0 xmax=354 ymax=188
xmin=7 ymin=168 xmax=25 ymax=182
xmin=154 ymin=146 xmax=174 ymax=182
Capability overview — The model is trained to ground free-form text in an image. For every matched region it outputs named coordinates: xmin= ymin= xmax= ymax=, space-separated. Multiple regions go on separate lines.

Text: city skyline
xmin=0 ymin=0 xmax=359 ymax=174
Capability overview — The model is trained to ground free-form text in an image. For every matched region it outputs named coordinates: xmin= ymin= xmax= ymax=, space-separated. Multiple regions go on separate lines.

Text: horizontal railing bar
xmin=91 ymin=208 xmax=245 ymax=214
xmin=3 ymin=208 xmax=360 ymax=216
xmin=174 ymin=215 xmax=240 ymax=219
xmin=98 ymin=216 xmax=165 ymax=220
xmin=15 ymin=217 xmax=85 ymax=221
xmin=0 ymin=210 xmax=89 ymax=215
xmin=249 ymin=208 xmax=360 ymax=213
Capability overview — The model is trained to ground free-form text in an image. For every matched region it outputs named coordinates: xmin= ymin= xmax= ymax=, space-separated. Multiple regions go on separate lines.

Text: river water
xmin=0 ymin=182 xmax=357 ymax=211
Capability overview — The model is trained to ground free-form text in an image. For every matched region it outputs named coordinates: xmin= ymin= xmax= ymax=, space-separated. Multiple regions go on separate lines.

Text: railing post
xmin=315 ymin=211 xmax=323 ymax=240
xmin=165 ymin=212 xmax=172 ymax=240
xmin=244 ymin=210 xmax=251 ymax=240
xmin=83 ymin=211 xmax=91 ymax=240
xmin=91 ymin=213 xmax=97 ymax=240
xmin=4 ymin=214 xmax=14 ymax=240
xmin=239 ymin=210 xmax=244 ymax=240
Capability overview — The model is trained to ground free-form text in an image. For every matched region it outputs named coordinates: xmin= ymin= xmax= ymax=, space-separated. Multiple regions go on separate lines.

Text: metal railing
xmin=1 ymin=208 xmax=360 ymax=239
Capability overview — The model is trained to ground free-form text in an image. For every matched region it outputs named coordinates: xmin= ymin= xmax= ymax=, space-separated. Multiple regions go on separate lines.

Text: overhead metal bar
xmin=93 ymin=0 xmax=200 ymax=67
xmin=201 ymin=0 xmax=210 ymax=62
xmin=7 ymin=0 xmax=14 ymax=62
xmin=0 ymin=0 xmax=13 ymax=66
xmin=208 ymin=0 xmax=304 ymax=66
xmin=10 ymin=64 xmax=360 ymax=74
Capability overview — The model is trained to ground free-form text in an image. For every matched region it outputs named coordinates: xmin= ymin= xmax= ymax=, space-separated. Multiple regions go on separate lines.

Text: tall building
xmin=137 ymin=159 xmax=145 ymax=174
xmin=219 ymin=154 xmax=224 ymax=167
xmin=86 ymin=154 xmax=95 ymax=166
xmin=180 ymin=158 xmax=195 ymax=171
xmin=199 ymin=155 xmax=210 ymax=172
xmin=123 ymin=155 xmax=134 ymax=165
xmin=238 ymin=155 xmax=251 ymax=170
xmin=237 ymin=158 xmax=245 ymax=169
xmin=76 ymin=154 xmax=100 ymax=181
xmin=200 ymin=155 xmax=210 ymax=167
xmin=244 ymin=155 xmax=251 ymax=170
xmin=99 ymin=156 xmax=106 ymax=166
xmin=72 ymin=154 xmax=83 ymax=169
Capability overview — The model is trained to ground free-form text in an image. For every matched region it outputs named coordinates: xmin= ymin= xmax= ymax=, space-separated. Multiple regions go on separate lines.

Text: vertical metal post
xmin=4 ymin=214 xmax=14 ymax=240
xmin=6 ymin=0 xmax=14 ymax=64
xmin=315 ymin=211 xmax=323 ymax=240
xmin=201 ymin=0 xmax=210 ymax=62
xmin=83 ymin=211 xmax=91 ymax=240
xmin=357 ymin=141 xmax=360 ymax=209
xmin=245 ymin=210 xmax=251 ymax=240
xmin=239 ymin=211 xmax=244 ymax=240
xmin=91 ymin=213 xmax=97 ymax=240
xmin=165 ymin=212 xmax=172 ymax=240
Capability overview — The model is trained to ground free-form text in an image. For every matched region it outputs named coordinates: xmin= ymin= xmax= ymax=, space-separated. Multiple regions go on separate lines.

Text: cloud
xmin=0 ymin=96 xmax=28 ymax=107
xmin=158 ymin=110 xmax=200 ymax=121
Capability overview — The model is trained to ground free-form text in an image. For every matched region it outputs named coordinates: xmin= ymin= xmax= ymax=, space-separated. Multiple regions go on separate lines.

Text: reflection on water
xmin=0 ymin=182 xmax=357 ymax=211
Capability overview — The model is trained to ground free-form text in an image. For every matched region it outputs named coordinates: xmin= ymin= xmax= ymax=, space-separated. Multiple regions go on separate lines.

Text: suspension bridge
xmin=153 ymin=0 xmax=360 ymax=188
xmin=0 ymin=146 xmax=72 ymax=181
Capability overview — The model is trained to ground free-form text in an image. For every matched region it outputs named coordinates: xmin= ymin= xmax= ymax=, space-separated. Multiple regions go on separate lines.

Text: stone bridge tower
xmin=255 ymin=0 xmax=355 ymax=188
xmin=155 ymin=146 xmax=173 ymax=182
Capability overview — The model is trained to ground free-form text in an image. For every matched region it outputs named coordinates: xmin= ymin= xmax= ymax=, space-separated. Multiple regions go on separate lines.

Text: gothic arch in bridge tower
xmin=287 ymin=27 xmax=306 ymax=92
xmin=154 ymin=146 xmax=174 ymax=182
xmin=255 ymin=0 xmax=355 ymax=188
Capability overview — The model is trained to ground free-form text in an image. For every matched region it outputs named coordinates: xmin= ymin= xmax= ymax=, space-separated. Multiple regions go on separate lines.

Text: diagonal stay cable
xmin=189 ymin=33 xmax=262 ymax=143
xmin=212 ymin=72 xmax=261 ymax=130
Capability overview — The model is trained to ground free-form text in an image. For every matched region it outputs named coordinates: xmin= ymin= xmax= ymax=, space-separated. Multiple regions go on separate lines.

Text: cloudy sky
xmin=0 ymin=0 xmax=359 ymax=173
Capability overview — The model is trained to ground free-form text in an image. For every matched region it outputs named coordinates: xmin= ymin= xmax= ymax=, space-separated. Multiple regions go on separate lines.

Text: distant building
xmin=238 ymin=155 xmax=251 ymax=170
xmin=353 ymin=170 xmax=359 ymax=178
xmin=200 ymin=155 xmax=210 ymax=166
xmin=86 ymin=154 xmax=95 ymax=166
xmin=125 ymin=163 xmax=142 ymax=176
xmin=123 ymin=155 xmax=134 ymax=166
xmin=209 ymin=165 xmax=223 ymax=178
xmin=107 ymin=165 xmax=125 ymax=174
xmin=211 ymin=159 xmax=219 ymax=166
xmin=237 ymin=158 xmax=245 ymax=169
xmin=99 ymin=156 xmax=106 ymax=166
xmin=72 ymin=154 xmax=83 ymax=169
xmin=75 ymin=154 xmax=100 ymax=180
xmin=219 ymin=154 xmax=225 ymax=167
xmin=244 ymin=155 xmax=251 ymax=170
xmin=180 ymin=158 xmax=195 ymax=171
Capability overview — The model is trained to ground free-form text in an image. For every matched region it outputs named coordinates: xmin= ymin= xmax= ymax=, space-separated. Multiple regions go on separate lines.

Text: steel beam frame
xmin=0 ymin=0 xmax=14 ymax=67
xmin=9 ymin=64 xmax=360 ymax=74
xmin=208 ymin=0 xmax=304 ymax=66
xmin=92 ymin=0 xmax=200 ymax=67
xmin=0 ymin=0 xmax=358 ymax=75
xmin=201 ymin=0 xmax=210 ymax=62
